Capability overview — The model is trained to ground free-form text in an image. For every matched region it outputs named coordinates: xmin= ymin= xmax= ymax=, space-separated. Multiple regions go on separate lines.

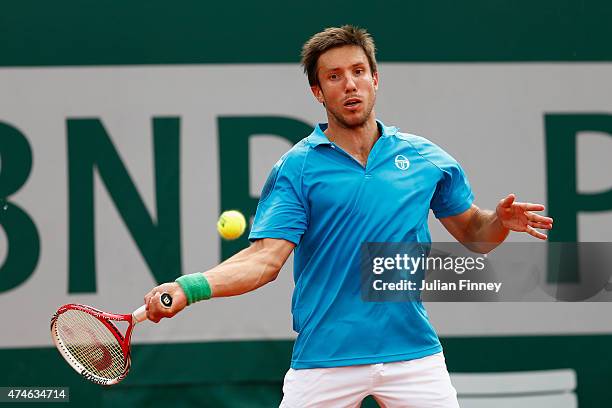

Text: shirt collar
xmin=308 ymin=119 xmax=399 ymax=147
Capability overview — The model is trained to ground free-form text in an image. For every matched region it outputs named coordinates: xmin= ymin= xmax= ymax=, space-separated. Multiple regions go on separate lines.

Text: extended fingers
xmin=498 ymin=196 xmax=553 ymax=240
xmin=526 ymin=211 xmax=553 ymax=233
xmin=518 ymin=202 xmax=545 ymax=212
xmin=528 ymin=220 xmax=553 ymax=230
xmin=526 ymin=226 xmax=548 ymax=240
xmin=526 ymin=212 xmax=554 ymax=225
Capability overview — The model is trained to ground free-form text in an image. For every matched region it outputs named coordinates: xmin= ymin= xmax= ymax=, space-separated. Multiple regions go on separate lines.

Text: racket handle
xmin=132 ymin=292 xmax=173 ymax=323
xmin=133 ymin=305 xmax=148 ymax=323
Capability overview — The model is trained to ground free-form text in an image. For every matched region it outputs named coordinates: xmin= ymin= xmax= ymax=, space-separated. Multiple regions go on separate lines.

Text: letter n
xmin=67 ymin=118 xmax=181 ymax=293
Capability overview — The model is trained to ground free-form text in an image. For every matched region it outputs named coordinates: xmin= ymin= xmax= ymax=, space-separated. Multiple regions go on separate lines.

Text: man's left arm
xmin=439 ymin=193 xmax=554 ymax=254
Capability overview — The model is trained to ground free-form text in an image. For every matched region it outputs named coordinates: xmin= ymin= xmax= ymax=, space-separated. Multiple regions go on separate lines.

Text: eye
xmin=329 ymin=73 xmax=339 ymax=80
xmin=355 ymin=68 xmax=364 ymax=75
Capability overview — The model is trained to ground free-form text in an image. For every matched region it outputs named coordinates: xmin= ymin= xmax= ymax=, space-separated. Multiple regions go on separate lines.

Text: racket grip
xmin=133 ymin=305 xmax=148 ymax=323
xmin=133 ymin=292 xmax=173 ymax=323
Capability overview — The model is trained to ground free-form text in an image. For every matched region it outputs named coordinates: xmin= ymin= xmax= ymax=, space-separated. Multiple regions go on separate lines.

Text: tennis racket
xmin=50 ymin=293 xmax=173 ymax=386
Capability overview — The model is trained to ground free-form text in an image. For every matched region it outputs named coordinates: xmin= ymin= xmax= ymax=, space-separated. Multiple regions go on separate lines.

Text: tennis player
xmin=145 ymin=25 xmax=553 ymax=407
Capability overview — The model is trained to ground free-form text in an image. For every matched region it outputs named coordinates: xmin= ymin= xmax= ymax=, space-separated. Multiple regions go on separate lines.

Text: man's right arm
xmin=144 ymin=238 xmax=295 ymax=322
xmin=204 ymin=238 xmax=295 ymax=297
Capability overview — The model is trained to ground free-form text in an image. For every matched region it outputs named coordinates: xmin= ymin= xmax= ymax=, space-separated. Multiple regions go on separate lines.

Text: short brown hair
xmin=301 ymin=25 xmax=377 ymax=86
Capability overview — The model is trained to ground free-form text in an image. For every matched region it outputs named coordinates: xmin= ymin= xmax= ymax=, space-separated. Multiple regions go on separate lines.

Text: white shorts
xmin=280 ymin=352 xmax=459 ymax=408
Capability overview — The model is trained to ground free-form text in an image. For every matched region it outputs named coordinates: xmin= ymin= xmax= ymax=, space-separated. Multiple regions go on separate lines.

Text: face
xmin=312 ymin=45 xmax=379 ymax=129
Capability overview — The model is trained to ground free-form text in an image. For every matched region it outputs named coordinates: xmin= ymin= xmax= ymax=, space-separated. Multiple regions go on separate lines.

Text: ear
xmin=311 ymin=84 xmax=325 ymax=104
xmin=372 ymin=71 xmax=379 ymax=90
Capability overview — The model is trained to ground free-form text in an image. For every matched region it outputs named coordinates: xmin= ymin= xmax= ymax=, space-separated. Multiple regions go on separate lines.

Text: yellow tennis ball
xmin=217 ymin=210 xmax=246 ymax=240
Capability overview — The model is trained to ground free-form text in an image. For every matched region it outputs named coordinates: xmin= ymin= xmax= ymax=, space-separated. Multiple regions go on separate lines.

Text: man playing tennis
xmin=144 ymin=25 xmax=553 ymax=407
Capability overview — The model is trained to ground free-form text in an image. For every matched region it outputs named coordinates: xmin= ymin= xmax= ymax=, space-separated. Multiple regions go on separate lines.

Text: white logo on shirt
xmin=394 ymin=155 xmax=410 ymax=170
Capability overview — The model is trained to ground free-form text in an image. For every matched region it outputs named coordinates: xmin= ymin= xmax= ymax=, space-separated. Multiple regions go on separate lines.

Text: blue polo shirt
xmin=249 ymin=120 xmax=474 ymax=369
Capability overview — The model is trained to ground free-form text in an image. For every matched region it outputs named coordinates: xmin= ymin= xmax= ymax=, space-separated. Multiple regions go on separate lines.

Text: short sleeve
xmin=430 ymin=155 xmax=474 ymax=218
xmin=248 ymin=151 xmax=308 ymax=245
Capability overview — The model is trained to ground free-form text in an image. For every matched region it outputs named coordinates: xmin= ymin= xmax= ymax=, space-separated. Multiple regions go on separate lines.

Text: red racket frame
xmin=50 ymin=303 xmax=137 ymax=386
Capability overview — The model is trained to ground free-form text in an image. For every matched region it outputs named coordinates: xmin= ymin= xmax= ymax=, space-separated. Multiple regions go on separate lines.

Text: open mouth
xmin=344 ymin=98 xmax=362 ymax=108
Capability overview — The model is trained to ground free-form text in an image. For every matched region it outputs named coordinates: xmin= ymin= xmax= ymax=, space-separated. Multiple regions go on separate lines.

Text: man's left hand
xmin=496 ymin=194 xmax=553 ymax=240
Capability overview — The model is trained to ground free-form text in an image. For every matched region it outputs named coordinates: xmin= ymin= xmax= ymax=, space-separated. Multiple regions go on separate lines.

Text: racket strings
xmin=55 ymin=310 xmax=126 ymax=380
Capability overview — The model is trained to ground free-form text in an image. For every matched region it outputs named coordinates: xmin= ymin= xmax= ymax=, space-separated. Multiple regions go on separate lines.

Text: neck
xmin=324 ymin=114 xmax=379 ymax=164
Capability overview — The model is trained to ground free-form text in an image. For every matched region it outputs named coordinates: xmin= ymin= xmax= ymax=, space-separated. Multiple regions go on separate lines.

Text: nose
xmin=345 ymin=74 xmax=357 ymax=92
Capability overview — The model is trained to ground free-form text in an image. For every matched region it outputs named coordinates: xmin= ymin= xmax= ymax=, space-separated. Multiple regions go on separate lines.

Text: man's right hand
xmin=144 ymin=282 xmax=188 ymax=323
